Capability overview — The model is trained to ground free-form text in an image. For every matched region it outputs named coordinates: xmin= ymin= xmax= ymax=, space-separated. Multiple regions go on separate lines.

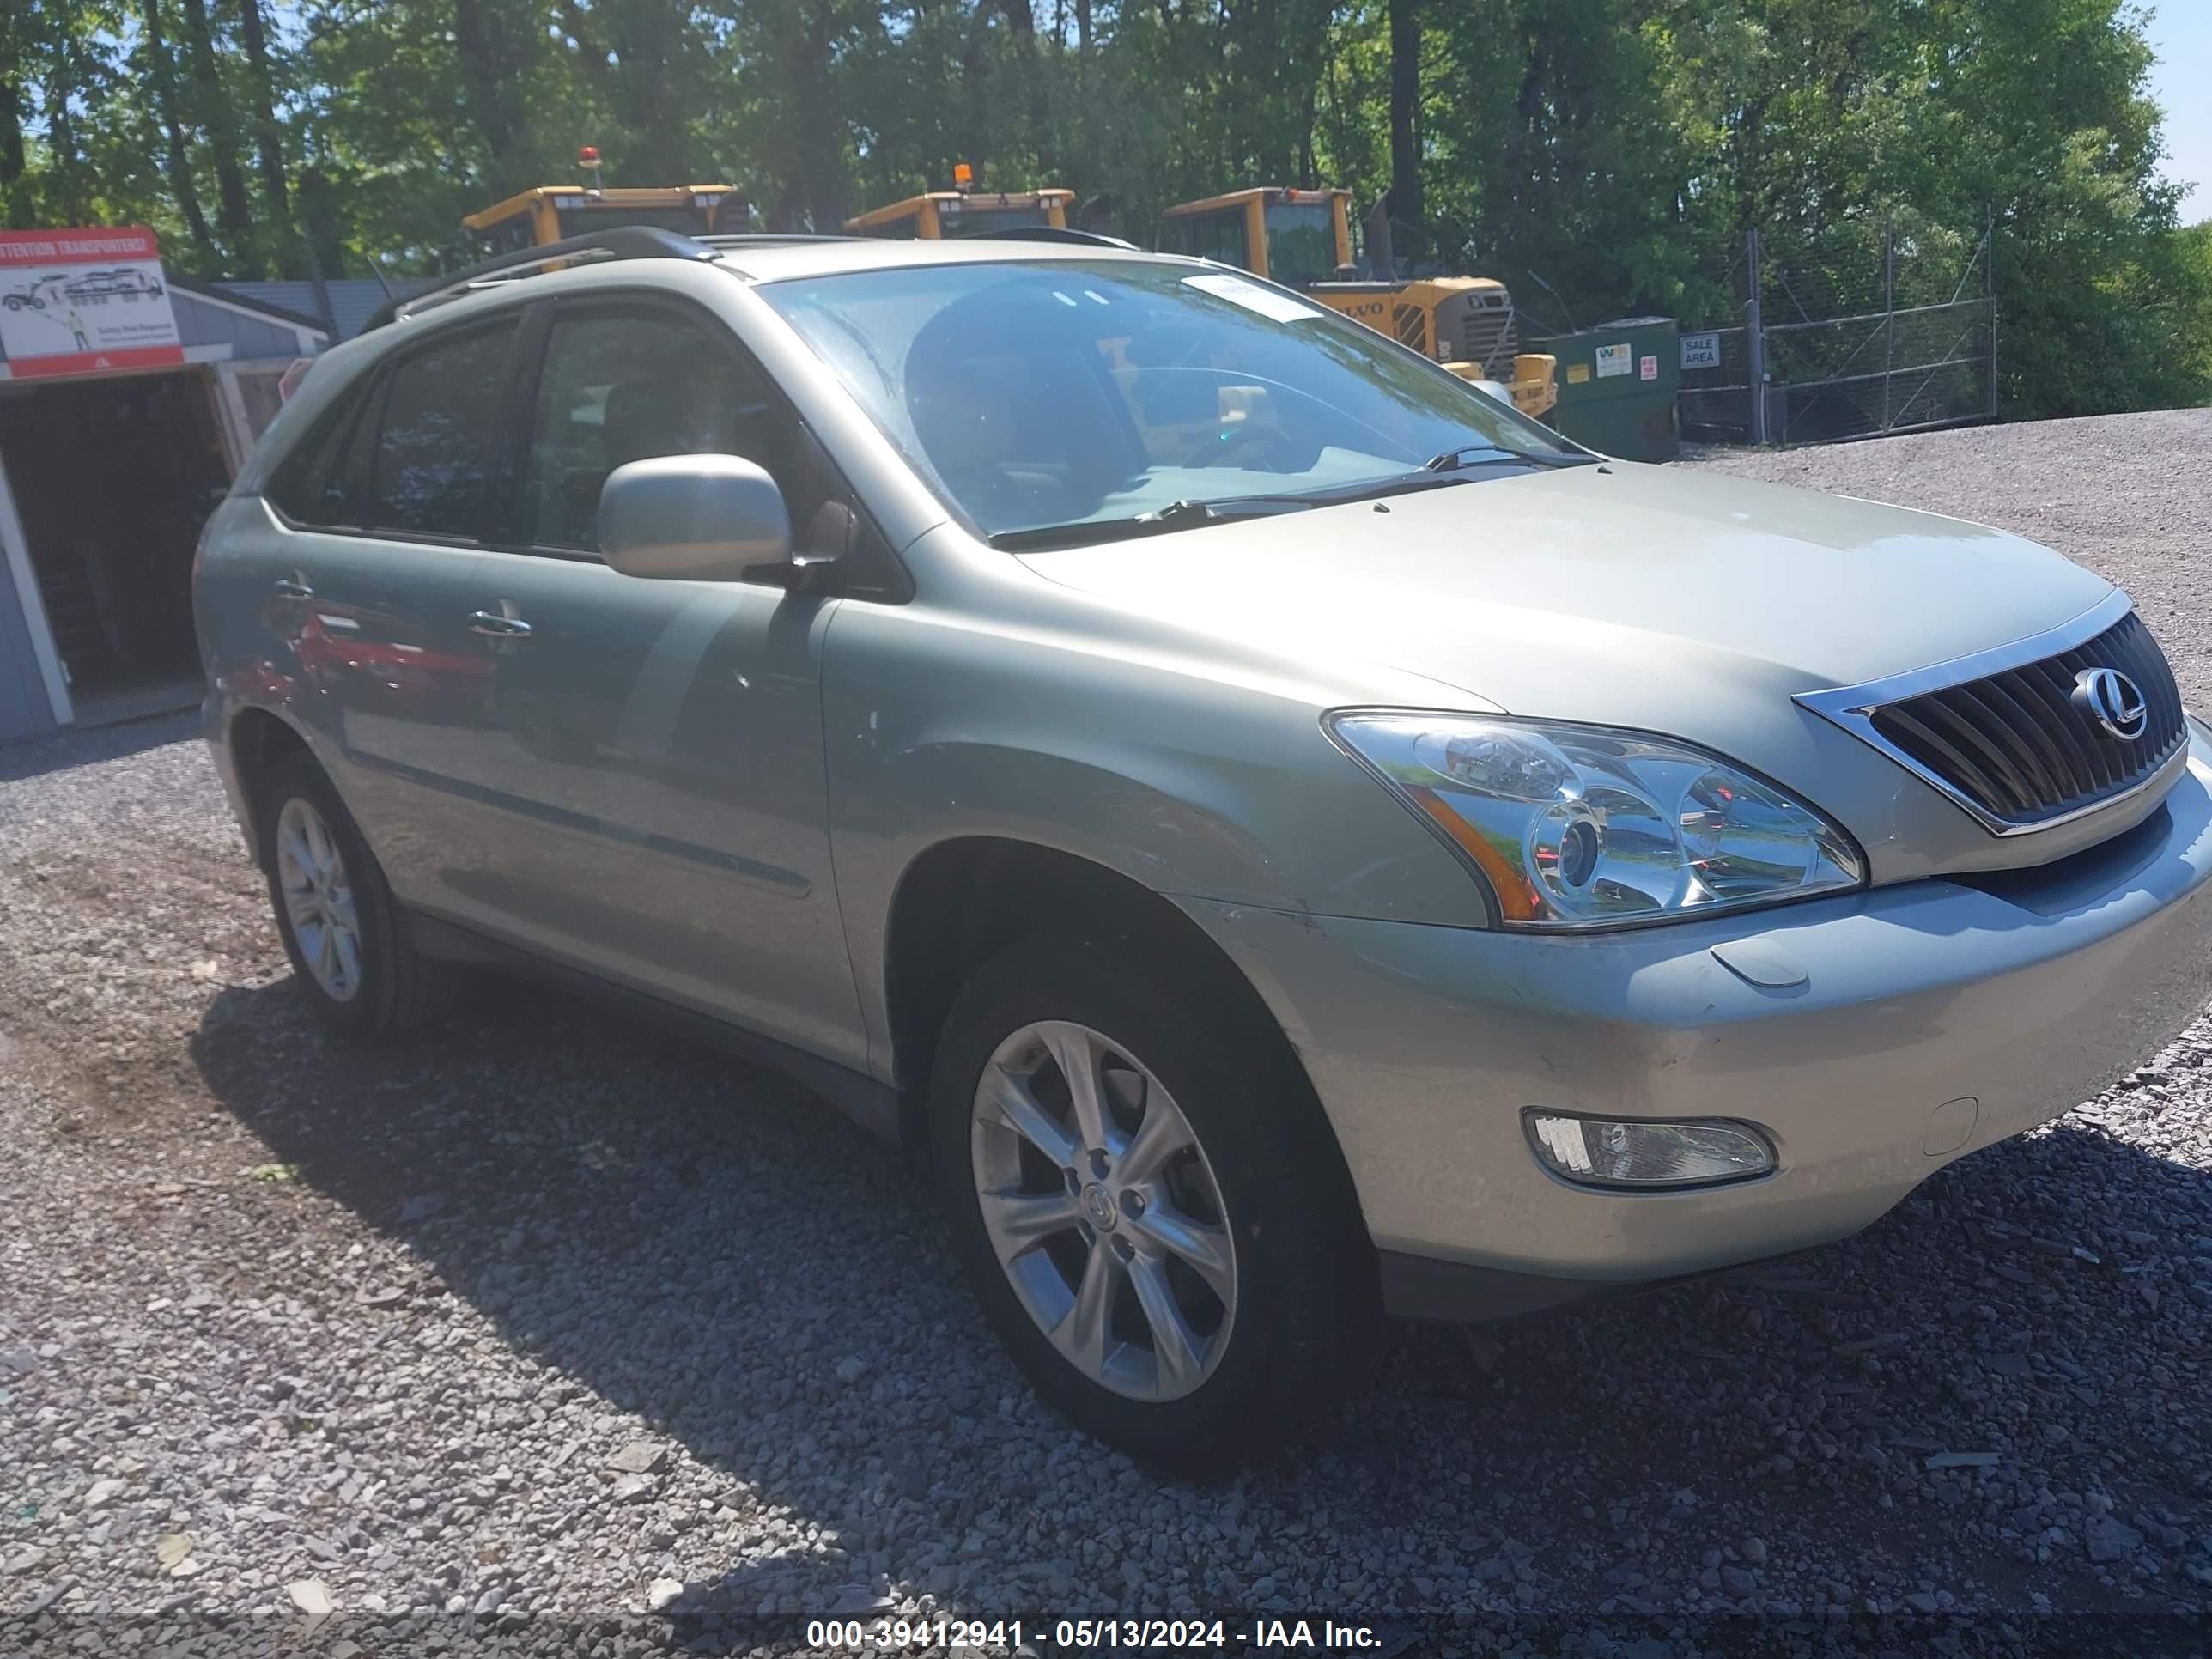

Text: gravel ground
xmin=4 ymin=410 xmax=2211 ymax=1656
xmin=1688 ymin=407 xmax=2212 ymax=708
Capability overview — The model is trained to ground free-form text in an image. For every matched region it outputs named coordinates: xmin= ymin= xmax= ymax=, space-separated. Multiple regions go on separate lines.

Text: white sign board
xmin=0 ymin=226 xmax=184 ymax=380
xmin=1594 ymin=342 xmax=1633 ymax=379
xmin=1182 ymin=271 xmax=1324 ymax=322
xmin=1680 ymin=331 xmax=1722 ymax=371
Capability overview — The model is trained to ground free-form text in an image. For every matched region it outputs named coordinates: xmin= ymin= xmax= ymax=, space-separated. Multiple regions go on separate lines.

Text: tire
xmin=930 ymin=930 xmax=1380 ymax=1470
xmin=254 ymin=750 xmax=456 ymax=1039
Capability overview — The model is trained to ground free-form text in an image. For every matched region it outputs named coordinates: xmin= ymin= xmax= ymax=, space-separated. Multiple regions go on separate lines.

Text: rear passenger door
xmin=258 ymin=317 xmax=520 ymax=919
xmin=445 ymin=295 xmax=866 ymax=1066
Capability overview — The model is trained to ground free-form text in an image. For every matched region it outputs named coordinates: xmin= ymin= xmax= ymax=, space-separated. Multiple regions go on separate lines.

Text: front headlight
xmin=1328 ymin=712 xmax=1864 ymax=929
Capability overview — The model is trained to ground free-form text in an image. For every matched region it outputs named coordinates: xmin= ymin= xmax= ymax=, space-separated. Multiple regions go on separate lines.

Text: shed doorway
xmin=0 ymin=368 xmax=231 ymax=722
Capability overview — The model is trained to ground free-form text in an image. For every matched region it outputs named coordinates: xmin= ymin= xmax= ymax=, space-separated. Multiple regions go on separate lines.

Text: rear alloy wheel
xmin=254 ymin=750 xmax=456 ymax=1040
xmin=932 ymin=932 xmax=1378 ymax=1468
xmin=274 ymin=796 xmax=363 ymax=1004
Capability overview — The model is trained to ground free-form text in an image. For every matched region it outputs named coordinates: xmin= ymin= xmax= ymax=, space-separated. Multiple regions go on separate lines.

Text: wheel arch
xmin=225 ymin=704 xmax=319 ymax=865
xmin=879 ymin=833 xmax=1327 ymax=1164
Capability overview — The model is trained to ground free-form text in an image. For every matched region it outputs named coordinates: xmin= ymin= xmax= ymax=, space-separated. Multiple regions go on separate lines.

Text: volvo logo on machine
xmin=2074 ymin=666 xmax=2148 ymax=741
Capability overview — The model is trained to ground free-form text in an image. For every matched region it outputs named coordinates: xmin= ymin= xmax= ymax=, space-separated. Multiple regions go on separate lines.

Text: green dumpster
xmin=1535 ymin=316 xmax=1680 ymax=462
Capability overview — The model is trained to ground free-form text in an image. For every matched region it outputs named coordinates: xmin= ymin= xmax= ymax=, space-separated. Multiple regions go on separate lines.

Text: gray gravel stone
xmin=608 ymin=1441 xmax=667 ymax=1474
xmin=2088 ymin=1516 xmax=2145 ymax=1565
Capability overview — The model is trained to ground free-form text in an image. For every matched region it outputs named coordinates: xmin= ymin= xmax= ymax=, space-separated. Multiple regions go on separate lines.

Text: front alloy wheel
xmin=972 ymin=1020 xmax=1237 ymax=1401
xmin=931 ymin=930 xmax=1380 ymax=1468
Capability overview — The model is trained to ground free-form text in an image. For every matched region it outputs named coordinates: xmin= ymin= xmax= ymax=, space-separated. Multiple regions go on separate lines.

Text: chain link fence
xmin=1671 ymin=216 xmax=1996 ymax=447
xmin=1498 ymin=215 xmax=1999 ymax=448
xmin=1678 ymin=323 xmax=1754 ymax=443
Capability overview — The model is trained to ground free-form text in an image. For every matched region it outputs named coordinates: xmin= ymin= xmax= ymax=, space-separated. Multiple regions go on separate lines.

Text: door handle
xmin=468 ymin=610 xmax=532 ymax=638
xmin=272 ymin=577 xmax=313 ymax=599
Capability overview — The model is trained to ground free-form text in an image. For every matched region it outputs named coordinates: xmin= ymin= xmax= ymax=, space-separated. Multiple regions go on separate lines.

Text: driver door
xmin=443 ymin=296 xmax=867 ymax=1065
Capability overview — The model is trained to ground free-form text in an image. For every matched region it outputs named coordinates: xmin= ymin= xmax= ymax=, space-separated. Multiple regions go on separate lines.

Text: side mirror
xmin=599 ymin=454 xmax=829 ymax=590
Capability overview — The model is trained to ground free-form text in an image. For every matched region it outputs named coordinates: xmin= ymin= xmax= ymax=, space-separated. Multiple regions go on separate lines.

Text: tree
xmin=0 ymin=0 xmax=2200 ymax=414
xmin=1385 ymin=0 xmax=1422 ymax=257
xmin=174 ymin=0 xmax=255 ymax=258
xmin=236 ymin=0 xmax=294 ymax=262
xmin=139 ymin=0 xmax=219 ymax=265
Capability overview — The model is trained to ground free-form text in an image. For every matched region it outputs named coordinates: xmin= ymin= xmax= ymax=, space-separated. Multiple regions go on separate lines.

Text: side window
xmin=518 ymin=303 xmax=869 ymax=573
xmin=521 ymin=307 xmax=754 ymax=550
xmin=370 ymin=322 xmax=517 ymax=539
xmin=265 ymin=380 xmax=373 ymax=528
xmin=1179 ymin=208 xmax=1249 ymax=269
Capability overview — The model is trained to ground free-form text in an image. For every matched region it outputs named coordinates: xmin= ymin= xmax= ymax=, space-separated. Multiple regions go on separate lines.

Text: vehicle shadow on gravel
xmin=189 ymin=972 xmax=2209 ymax=1620
xmin=0 ymin=708 xmax=198 ymax=784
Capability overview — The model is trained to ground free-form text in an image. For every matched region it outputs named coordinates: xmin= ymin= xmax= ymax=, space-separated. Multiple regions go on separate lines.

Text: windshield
xmin=556 ymin=204 xmax=717 ymax=240
xmin=757 ymin=259 xmax=1584 ymax=545
xmin=943 ymin=204 xmax=1050 ymax=234
xmin=1264 ymin=203 xmax=1339 ymax=285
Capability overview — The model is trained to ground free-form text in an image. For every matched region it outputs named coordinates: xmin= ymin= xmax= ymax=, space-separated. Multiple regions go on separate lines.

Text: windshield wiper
xmin=1284 ymin=471 xmax=1474 ymax=506
xmin=1423 ymin=444 xmax=1598 ymax=472
xmin=988 ymin=493 xmax=1318 ymax=551
xmin=986 ymin=459 xmax=1565 ymax=551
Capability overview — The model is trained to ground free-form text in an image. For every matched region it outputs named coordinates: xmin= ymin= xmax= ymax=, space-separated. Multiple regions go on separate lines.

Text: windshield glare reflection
xmin=759 ymin=260 xmax=1584 ymax=547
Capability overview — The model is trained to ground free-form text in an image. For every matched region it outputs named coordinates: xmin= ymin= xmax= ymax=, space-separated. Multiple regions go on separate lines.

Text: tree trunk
xmin=44 ymin=60 xmax=88 ymax=224
xmin=956 ymin=2 xmax=995 ymax=182
xmin=1299 ymin=41 xmax=1319 ymax=189
xmin=175 ymin=0 xmax=255 ymax=257
xmin=0 ymin=77 xmax=28 ymax=229
xmin=45 ymin=26 xmax=104 ymax=225
xmin=615 ymin=2 xmax=694 ymax=181
xmin=1076 ymin=0 xmax=1091 ymax=52
xmin=236 ymin=0 xmax=294 ymax=249
xmin=453 ymin=0 xmax=526 ymax=193
xmin=793 ymin=0 xmax=844 ymax=228
xmin=1386 ymin=0 xmax=1423 ymax=258
xmin=997 ymin=0 xmax=1050 ymax=174
xmin=140 ymin=0 xmax=220 ymax=265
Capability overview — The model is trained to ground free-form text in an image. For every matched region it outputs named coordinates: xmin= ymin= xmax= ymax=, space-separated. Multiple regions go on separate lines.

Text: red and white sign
xmin=0 ymin=226 xmax=184 ymax=380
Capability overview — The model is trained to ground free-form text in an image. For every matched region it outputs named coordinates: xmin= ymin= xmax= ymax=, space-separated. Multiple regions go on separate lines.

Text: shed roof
xmin=212 ymin=277 xmax=434 ymax=343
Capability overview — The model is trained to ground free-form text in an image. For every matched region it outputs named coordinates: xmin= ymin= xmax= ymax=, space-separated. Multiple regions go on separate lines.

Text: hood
xmin=1014 ymin=461 xmax=2115 ymax=720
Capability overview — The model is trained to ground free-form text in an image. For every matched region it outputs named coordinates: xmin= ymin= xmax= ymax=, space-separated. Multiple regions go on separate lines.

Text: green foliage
xmin=0 ymin=0 xmax=2203 ymax=413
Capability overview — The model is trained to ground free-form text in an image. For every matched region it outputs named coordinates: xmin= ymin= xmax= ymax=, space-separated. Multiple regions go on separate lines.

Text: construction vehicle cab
xmin=1164 ymin=185 xmax=1556 ymax=418
xmin=1164 ymin=187 xmax=1355 ymax=289
xmin=465 ymin=153 xmax=751 ymax=256
xmin=846 ymin=188 xmax=1076 ymax=240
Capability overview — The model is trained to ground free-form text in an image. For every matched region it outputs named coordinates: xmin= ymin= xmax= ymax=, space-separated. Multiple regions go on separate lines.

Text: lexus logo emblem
xmin=2074 ymin=667 xmax=2149 ymax=741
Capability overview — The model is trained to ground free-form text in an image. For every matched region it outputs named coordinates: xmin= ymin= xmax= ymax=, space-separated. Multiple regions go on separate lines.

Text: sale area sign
xmin=0 ymin=226 xmax=185 ymax=380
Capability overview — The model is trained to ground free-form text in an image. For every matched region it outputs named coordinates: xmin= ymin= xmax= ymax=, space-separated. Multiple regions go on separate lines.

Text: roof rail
xmin=360 ymin=225 xmax=718 ymax=333
xmin=696 ymin=233 xmax=866 ymax=248
xmin=951 ymin=225 xmax=1139 ymax=249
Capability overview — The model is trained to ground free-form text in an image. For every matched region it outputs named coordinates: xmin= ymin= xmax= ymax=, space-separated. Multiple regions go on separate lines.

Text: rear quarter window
xmin=264 ymin=380 xmax=376 ymax=529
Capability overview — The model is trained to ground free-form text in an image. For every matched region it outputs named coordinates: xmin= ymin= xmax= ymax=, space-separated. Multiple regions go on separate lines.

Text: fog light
xmin=1526 ymin=1111 xmax=1774 ymax=1188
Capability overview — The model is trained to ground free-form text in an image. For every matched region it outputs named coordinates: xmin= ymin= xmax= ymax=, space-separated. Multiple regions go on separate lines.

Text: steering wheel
xmin=1212 ymin=420 xmax=1319 ymax=472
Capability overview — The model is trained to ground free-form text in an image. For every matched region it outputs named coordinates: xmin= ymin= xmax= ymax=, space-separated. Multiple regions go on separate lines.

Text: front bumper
xmin=1181 ymin=737 xmax=2212 ymax=1308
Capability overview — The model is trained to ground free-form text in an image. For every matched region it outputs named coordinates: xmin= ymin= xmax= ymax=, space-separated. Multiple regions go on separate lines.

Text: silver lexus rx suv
xmin=194 ymin=227 xmax=2212 ymax=1466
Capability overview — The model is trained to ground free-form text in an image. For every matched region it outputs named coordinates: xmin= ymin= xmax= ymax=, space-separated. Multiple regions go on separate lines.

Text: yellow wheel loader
xmin=1162 ymin=187 xmax=1557 ymax=419
xmin=846 ymin=186 xmax=1078 ymax=240
xmin=464 ymin=149 xmax=753 ymax=256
